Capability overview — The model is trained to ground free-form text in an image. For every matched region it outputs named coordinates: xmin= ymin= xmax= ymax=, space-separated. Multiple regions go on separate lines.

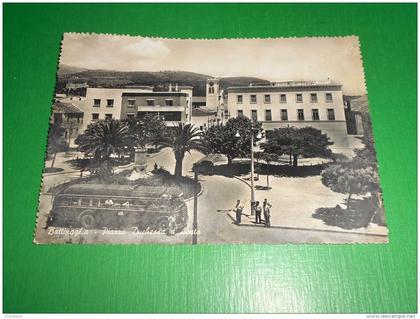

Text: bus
xmin=46 ymin=183 xmax=188 ymax=234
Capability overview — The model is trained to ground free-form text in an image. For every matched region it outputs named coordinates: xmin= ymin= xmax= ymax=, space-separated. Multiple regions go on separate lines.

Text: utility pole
xmin=250 ymin=133 xmax=255 ymax=216
xmin=192 ymin=170 xmax=198 ymax=245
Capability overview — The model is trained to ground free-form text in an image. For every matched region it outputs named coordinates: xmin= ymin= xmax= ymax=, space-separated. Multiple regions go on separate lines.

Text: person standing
xmin=168 ymin=215 xmax=176 ymax=236
xmin=263 ymin=199 xmax=272 ymax=228
xmin=254 ymin=201 xmax=262 ymax=224
xmin=235 ymin=200 xmax=243 ymax=224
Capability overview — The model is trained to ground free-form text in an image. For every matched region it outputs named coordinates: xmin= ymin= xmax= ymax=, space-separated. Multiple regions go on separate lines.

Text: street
xmin=37 ymin=147 xmax=387 ymax=244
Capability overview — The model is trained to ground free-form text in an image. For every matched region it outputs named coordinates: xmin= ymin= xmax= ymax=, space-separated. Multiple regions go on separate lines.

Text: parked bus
xmin=46 ymin=184 xmax=188 ymax=234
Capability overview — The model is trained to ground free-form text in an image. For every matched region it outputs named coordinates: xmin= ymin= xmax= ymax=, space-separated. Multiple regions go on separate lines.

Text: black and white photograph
xmin=34 ymin=33 xmax=388 ymax=244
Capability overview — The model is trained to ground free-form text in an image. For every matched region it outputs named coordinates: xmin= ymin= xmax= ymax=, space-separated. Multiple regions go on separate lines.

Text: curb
xmin=226 ymin=212 xmax=387 ymax=237
xmin=185 ymin=181 xmax=204 ymax=202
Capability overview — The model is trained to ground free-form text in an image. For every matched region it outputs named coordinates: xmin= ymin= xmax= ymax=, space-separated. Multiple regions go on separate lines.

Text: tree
xmin=262 ymin=126 xmax=333 ymax=168
xmin=321 ymin=160 xmax=377 ymax=209
xmin=165 ymin=123 xmax=206 ymax=178
xmin=124 ymin=114 xmax=168 ymax=151
xmin=260 ymin=152 xmax=279 ymax=188
xmin=75 ymin=119 xmax=133 ymax=163
xmin=125 ymin=118 xmax=148 ymax=150
xmin=47 ymin=123 xmax=67 ymax=168
xmin=143 ymin=114 xmax=168 ymax=150
xmin=203 ymin=116 xmax=262 ymax=165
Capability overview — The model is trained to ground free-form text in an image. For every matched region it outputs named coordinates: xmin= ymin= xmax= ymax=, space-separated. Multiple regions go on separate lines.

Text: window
xmin=128 ymin=99 xmax=136 ymax=107
xmin=251 ymin=110 xmax=258 ymax=121
xmin=92 ymin=113 xmax=99 ymax=121
xmin=281 ymin=109 xmax=288 ymax=121
xmin=237 ymin=95 xmax=243 ymax=103
xmin=327 ymin=108 xmax=335 ymax=120
xmin=165 ymin=99 xmax=174 ymax=106
xmin=93 ymin=99 xmax=101 ymax=107
xmin=237 ymin=110 xmax=244 ymax=117
xmin=105 ymin=114 xmax=113 ymax=120
xmin=208 ymin=85 xmax=214 ymax=94
xmin=106 ymin=99 xmax=114 ymax=107
xmin=127 ymin=113 xmax=135 ymax=119
xmin=250 ymin=95 xmax=257 ymax=104
xmin=280 ymin=94 xmax=287 ymax=103
xmin=325 ymin=93 xmax=333 ymax=102
xmin=296 ymin=94 xmax=303 ymax=103
xmin=146 ymin=99 xmax=155 ymax=106
xmin=297 ymin=109 xmax=305 ymax=120
xmin=264 ymin=95 xmax=271 ymax=103
xmin=265 ymin=110 xmax=272 ymax=121
xmin=310 ymin=93 xmax=318 ymax=103
xmin=312 ymin=109 xmax=320 ymax=120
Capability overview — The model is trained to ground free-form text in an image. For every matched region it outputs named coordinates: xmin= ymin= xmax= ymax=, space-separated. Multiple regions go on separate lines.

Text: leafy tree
xmin=124 ymin=114 xmax=168 ymax=151
xmin=260 ymin=152 xmax=279 ymax=188
xmin=262 ymin=126 xmax=333 ymax=168
xmin=165 ymin=123 xmax=206 ymax=178
xmin=75 ymin=119 xmax=133 ymax=163
xmin=143 ymin=113 xmax=168 ymax=150
xmin=203 ymin=116 xmax=262 ymax=165
xmin=47 ymin=123 xmax=67 ymax=168
xmin=321 ymin=160 xmax=377 ymax=209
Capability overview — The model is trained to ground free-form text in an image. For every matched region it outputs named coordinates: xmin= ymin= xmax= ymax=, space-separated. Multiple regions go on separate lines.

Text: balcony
xmin=137 ymin=105 xmax=185 ymax=112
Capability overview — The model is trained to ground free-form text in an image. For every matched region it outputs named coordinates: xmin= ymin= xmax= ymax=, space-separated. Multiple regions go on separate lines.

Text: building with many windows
xmin=80 ymin=85 xmax=193 ymax=131
xmin=75 ymin=79 xmax=350 ymax=153
xmin=225 ymin=80 xmax=349 ymax=151
xmin=120 ymin=91 xmax=189 ymax=126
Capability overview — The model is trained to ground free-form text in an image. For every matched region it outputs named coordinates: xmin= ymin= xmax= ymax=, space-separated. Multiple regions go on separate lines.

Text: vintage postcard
xmin=34 ymin=33 xmax=387 ymax=244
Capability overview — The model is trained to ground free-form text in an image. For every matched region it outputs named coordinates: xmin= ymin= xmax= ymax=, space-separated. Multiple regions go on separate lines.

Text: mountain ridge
xmin=57 ymin=66 xmax=270 ymax=96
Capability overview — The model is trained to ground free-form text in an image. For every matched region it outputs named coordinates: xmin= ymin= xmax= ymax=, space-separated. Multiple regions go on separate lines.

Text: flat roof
xmin=226 ymin=80 xmax=342 ymax=93
xmin=122 ymin=92 xmax=188 ymax=97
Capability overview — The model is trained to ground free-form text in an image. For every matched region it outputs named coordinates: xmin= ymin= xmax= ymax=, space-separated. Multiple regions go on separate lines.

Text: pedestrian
xmin=168 ymin=215 xmax=176 ymax=236
xmin=263 ymin=198 xmax=272 ymax=228
xmin=235 ymin=200 xmax=243 ymax=224
xmin=254 ymin=201 xmax=262 ymax=224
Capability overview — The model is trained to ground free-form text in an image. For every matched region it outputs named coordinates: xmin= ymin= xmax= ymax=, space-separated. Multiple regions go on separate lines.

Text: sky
xmin=60 ymin=33 xmax=367 ymax=95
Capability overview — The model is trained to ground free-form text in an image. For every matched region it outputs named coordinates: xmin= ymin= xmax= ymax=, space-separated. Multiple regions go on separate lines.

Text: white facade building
xmin=225 ymin=80 xmax=349 ymax=151
xmin=80 ymin=86 xmax=153 ymax=131
xmin=80 ymin=85 xmax=193 ymax=131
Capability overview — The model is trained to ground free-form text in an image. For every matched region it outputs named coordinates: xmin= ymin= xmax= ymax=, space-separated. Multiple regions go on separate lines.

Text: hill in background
xmin=57 ymin=66 xmax=270 ymax=96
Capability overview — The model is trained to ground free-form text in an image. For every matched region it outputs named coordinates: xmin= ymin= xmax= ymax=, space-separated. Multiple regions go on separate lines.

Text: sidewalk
xmin=229 ymin=173 xmax=388 ymax=237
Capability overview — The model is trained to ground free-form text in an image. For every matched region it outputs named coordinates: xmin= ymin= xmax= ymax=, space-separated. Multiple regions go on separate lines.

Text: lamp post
xmin=235 ymin=127 xmax=262 ymax=216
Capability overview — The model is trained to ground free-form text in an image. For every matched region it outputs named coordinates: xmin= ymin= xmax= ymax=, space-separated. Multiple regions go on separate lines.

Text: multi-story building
xmin=51 ymin=101 xmax=84 ymax=147
xmin=225 ymin=80 xmax=349 ymax=151
xmin=120 ymin=91 xmax=189 ymax=126
xmin=79 ymin=85 xmax=193 ymax=131
xmin=80 ymin=86 xmax=153 ymax=130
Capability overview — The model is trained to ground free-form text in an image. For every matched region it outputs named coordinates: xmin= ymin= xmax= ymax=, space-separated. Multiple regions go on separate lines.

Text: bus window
xmin=81 ymin=198 xmax=90 ymax=206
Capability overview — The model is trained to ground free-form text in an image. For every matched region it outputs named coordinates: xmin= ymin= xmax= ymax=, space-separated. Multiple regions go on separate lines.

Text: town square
xmin=34 ymin=34 xmax=388 ymax=244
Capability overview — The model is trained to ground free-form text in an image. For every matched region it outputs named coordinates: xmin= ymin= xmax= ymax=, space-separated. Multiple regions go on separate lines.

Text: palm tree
xmin=75 ymin=119 xmax=133 ymax=162
xmin=166 ymin=123 xmax=206 ymax=178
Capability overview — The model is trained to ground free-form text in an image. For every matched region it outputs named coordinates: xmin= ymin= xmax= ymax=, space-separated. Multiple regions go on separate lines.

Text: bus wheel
xmin=79 ymin=211 xmax=96 ymax=229
xmin=155 ymin=218 xmax=169 ymax=233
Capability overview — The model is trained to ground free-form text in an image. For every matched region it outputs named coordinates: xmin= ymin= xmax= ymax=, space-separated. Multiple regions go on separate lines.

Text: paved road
xmin=191 ymin=175 xmax=387 ymax=244
xmin=38 ymin=149 xmax=386 ymax=244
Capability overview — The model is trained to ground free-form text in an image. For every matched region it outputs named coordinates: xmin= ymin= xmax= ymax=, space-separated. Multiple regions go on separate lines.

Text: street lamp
xmin=235 ymin=127 xmax=262 ymax=215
